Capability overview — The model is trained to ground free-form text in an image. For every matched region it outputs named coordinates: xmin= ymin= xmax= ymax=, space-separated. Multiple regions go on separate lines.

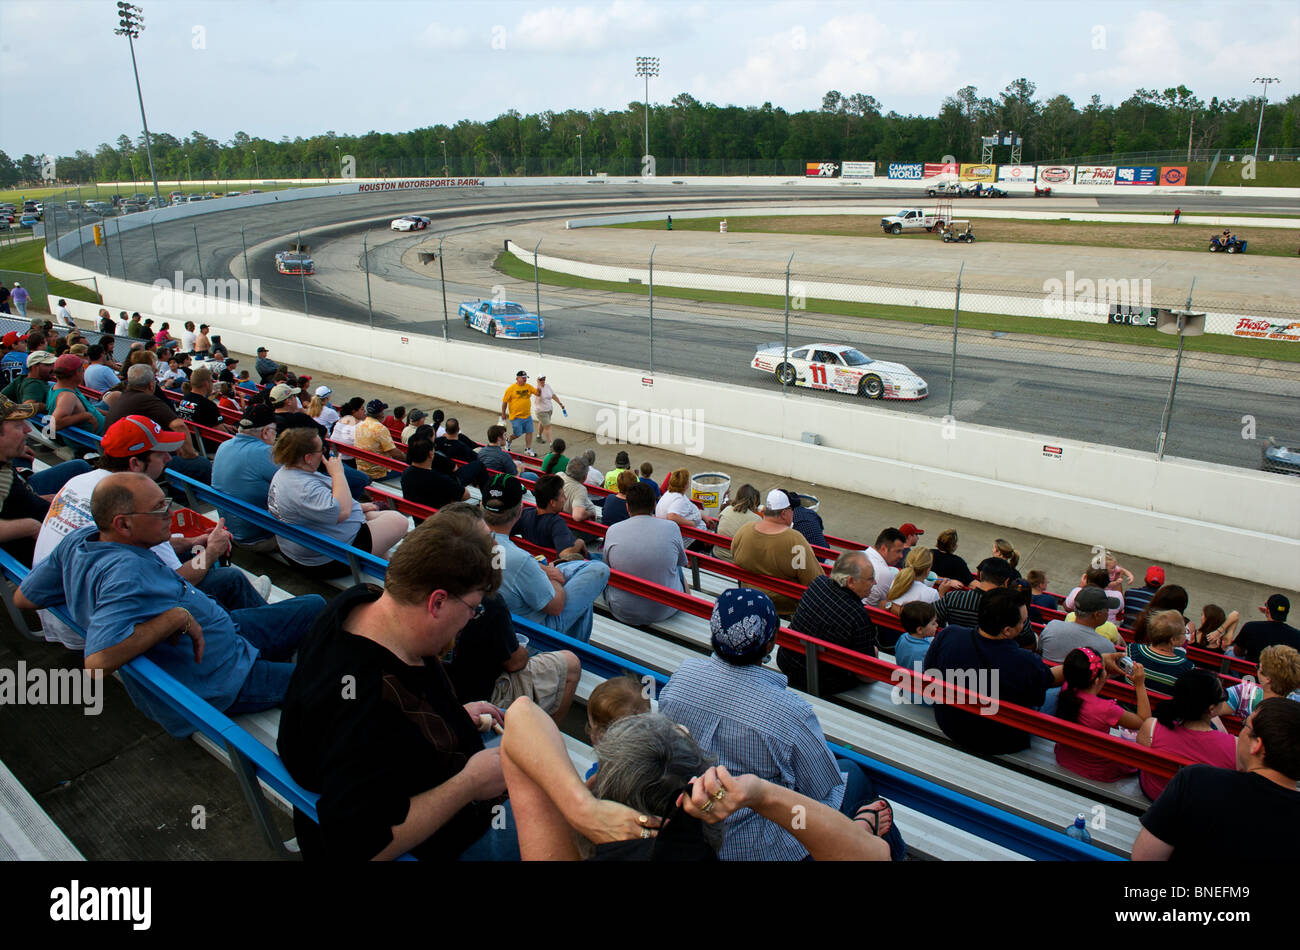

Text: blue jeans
xmin=837 ymin=757 xmax=906 ymax=861
xmin=225 ymin=594 xmax=325 ymax=713
xmin=26 ymin=458 xmax=92 ymax=496
xmin=198 ymin=566 xmax=267 ymax=612
xmin=340 ymin=460 xmax=372 ymax=501
xmin=166 ymin=454 xmax=213 ymax=484
xmin=542 ymin=559 xmax=610 ymax=643
xmin=458 ymin=799 xmax=521 ymax=861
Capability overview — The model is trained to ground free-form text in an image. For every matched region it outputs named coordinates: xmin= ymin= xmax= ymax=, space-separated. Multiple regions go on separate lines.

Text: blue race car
xmin=459 ymin=299 xmax=544 ymax=338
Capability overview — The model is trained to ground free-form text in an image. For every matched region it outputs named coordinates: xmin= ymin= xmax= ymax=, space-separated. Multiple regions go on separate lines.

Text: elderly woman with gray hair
xmin=500 ymin=695 xmax=892 ymax=860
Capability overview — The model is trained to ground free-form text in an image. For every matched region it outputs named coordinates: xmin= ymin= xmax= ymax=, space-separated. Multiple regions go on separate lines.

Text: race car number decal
xmin=809 ymin=364 xmax=827 ymax=385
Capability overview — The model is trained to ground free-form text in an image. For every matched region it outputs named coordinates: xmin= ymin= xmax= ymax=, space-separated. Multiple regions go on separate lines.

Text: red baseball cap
xmin=1145 ymin=565 xmax=1165 ymax=585
xmin=1 ymin=331 xmax=19 ymax=347
xmin=899 ymin=523 xmax=924 ymax=536
xmin=52 ymin=354 xmax=84 ymax=377
xmin=101 ymin=415 xmax=186 ymax=458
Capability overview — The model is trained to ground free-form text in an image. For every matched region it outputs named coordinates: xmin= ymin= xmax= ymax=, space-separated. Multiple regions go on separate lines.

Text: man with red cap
xmin=899 ymin=522 xmax=924 ymax=560
xmin=1123 ymin=566 xmax=1165 ymax=628
xmin=30 ymin=414 xmax=271 ymax=649
xmin=0 ymin=331 xmax=27 ymax=389
xmin=47 ymin=353 xmax=105 ymax=435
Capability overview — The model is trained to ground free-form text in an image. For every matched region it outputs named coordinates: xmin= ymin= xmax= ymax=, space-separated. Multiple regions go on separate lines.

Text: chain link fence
xmin=40 ymin=188 xmax=1300 ymax=474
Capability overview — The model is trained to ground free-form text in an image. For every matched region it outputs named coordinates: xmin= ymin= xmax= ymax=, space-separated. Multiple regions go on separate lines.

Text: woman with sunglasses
xmin=266 ymin=427 xmax=409 ymax=579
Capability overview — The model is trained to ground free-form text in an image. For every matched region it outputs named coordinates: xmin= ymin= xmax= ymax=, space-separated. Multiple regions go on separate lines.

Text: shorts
xmin=535 ymin=410 xmax=552 ymax=428
xmin=489 ymin=650 xmax=568 ymax=714
xmin=510 ymin=417 xmax=534 ymax=437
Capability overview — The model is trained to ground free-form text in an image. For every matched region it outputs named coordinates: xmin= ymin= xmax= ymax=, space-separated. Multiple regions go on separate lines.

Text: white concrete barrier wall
xmin=506 ymin=241 xmax=1254 ymax=335
xmin=42 ymin=250 xmax=1300 ymax=590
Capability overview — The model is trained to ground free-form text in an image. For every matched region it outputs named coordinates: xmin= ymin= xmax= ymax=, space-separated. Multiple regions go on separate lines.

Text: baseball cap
xmin=1265 ymin=594 xmax=1290 ymax=621
xmin=710 ymin=588 xmax=778 ymax=663
xmin=515 ymin=369 xmax=528 ymax=379
xmin=1145 ymin=565 xmax=1165 ymax=585
xmin=1075 ymin=586 xmax=1120 ymax=613
xmin=238 ymin=404 xmax=277 ymax=430
xmin=407 ymin=408 xmax=427 ymax=422
xmin=256 ymin=346 xmax=268 ymax=353
xmin=314 ymin=385 xmax=332 ymax=398
xmin=899 ymin=522 xmax=925 ymax=537
xmin=764 ymin=489 xmax=791 ymax=512
xmin=366 ymin=398 xmax=388 ymax=416
xmin=482 ymin=473 xmax=524 ymax=512
xmin=101 ymin=415 xmax=186 ymax=457
xmin=269 ymin=383 xmax=301 ymax=404
xmin=26 ymin=350 xmax=56 ymax=368
xmin=0 ymin=394 xmax=36 ymax=422
xmin=1 ymin=331 xmax=19 ymax=347
xmin=52 ymin=354 xmax=83 ymax=376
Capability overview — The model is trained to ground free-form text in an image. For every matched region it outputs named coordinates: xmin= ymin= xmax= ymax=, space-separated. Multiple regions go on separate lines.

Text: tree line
xmin=3 ymin=79 xmax=1296 ymax=187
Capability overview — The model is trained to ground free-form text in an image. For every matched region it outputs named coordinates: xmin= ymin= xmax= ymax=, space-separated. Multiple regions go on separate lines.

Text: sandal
xmin=853 ymin=798 xmax=892 ymax=836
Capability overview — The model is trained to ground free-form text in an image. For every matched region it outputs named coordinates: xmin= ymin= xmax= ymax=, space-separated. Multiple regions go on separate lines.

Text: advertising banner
xmin=1075 ymin=165 xmax=1117 ymax=185
xmin=1159 ymin=166 xmax=1189 ymax=186
xmin=1116 ymin=166 xmax=1159 ymax=185
xmin=923 ymin=162 xmax=957 ymax=178
xmin=996 ymin=164 xmax=1036 ymax=183
xmin=1037 ymin=165 xmax=1075 ymax=185
xmin=960 ymin=163 xmax=996 ymax=182
xmin=805 ymin=161 xmax=840 ymax=177
xmin=1232 ymin=318 xmax=1300 ymax=342
xmin=887 ymin=162 xmax=923 ymax=180
xmin=841 ymin=161 xmax=876 ymax=179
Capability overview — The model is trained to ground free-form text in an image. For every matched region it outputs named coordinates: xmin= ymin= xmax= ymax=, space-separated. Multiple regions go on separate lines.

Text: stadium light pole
xmin=1252 ymin=77 xmax=1279 ymax=161
xmin=252 ymin=149 xmax=259 ymax=181
xmin=114 ymin=3 xmax=162 ymax=207
xmin=635 ymin=56 xmax=659 ymax=163
xmin=441 ymin=140 xmax=448 ymax=176
xmin=576 ymin=134 xmax=582 ymax=176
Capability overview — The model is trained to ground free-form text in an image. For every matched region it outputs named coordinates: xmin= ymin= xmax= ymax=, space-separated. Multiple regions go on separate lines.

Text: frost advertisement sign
xmin=1075 ymin=165 xmax=1117 ymax=185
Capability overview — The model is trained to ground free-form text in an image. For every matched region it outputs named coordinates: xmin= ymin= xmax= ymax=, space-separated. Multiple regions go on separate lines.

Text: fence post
xmin=362 ymin=231 xmax=373 ymax=330
xmin=1156 ymin=278 xmax=1197 ymax=460
xmin=648 ymin=244 xmax=656 ymax=376
xmin=438 ymin=235 xmax=448 ymax=340
xmin=948 ymin=262 xmax=964 ymax=420
xmin=782 ymin=252 xmax=794 ymax=394
xmin=298 ymin=229 xmax=308 ymax=317
xmin=193 ymin=224 xmax=204 ymax=282
xmin=532 ymin=239 xmax=543 ymax=355
xmin=151 ymin=219 xmax=163 ymax=278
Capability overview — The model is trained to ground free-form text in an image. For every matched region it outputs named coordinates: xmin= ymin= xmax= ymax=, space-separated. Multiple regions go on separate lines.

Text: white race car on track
xmin=750 ymin=342 xmax=928 ymax=400
xmin=390 ymin=215 xmax=431 ymax=231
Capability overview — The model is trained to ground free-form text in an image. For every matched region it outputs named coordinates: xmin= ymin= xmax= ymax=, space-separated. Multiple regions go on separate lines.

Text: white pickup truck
xmin=880 ymin=208 xmax=948 ymax=234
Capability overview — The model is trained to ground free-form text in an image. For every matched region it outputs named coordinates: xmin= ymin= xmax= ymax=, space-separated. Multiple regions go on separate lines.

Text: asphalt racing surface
xmin=71 ymin=184 xmax=1300 ymax=471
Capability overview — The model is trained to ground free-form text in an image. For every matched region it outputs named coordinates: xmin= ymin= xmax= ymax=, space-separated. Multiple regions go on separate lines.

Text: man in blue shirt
xmin=16 ymin=472 xmax=325 ymax=736
xmin=480 ymin=473 xmax=608 ymax=643
xmin=82 ymin=344 xmax=121 ymax=395
xmin=211 ymin=403 xmax=281 ymax=552
xmin=659 ymin=588 xmax=904 ymax=861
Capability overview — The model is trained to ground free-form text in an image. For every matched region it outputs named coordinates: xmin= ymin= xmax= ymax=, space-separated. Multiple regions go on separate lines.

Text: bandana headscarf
xmin=710 ymin=588 xmax=778 ymax=662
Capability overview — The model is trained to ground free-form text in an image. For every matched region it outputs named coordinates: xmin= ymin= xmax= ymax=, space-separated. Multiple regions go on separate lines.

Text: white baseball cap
xmin=314 ymin=385 xmax=332 ymax=398
xmin=765 ymin=489 xmax=791 ymax=512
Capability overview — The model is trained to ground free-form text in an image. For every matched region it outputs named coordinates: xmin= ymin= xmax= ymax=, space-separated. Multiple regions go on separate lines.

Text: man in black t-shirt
xmin=513 ymin=473 xmax=586 ymax=560
xmin=1134 ymin=699 xmax=1300 ymax=860
xmin=174 ymin=368 xmax=234 ymax=452
xmin=277 ymin=511 xmax=514 ymax=861
xmin=400 ymin=439 xmax=468 ymax=510
xmin=1229 ymin=594 xmax=1299 ymax=664
xmin=435 ymin=417 xmax=478 ymax=464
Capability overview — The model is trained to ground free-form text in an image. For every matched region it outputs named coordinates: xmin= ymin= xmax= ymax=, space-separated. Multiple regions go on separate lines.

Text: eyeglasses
xmin=451 ymin=593 xmax=485 ymax=619
xmin=127 ymin=504 xmax=171 ymax=519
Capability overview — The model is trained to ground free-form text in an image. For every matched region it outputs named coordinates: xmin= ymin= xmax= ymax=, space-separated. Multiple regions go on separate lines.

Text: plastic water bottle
xmin=561 ymin=407 xmax=567 ymax=417
xmin=1065 ymin=813 xmax=1092 ymax=844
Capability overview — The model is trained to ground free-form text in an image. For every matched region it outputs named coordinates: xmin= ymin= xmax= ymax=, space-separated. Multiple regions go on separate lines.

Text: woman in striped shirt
xmin=1127 ymin=610 xmax=1195 ymax=690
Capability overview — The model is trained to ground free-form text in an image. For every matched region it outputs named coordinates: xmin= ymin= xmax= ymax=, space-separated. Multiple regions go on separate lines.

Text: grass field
xmin=0 ymin=238 xmax=102 ymax=308
xmin=606 ymin=214 xmax=1300 ymax=257
xmin=493 ymin=251 xmax=1298 ymax=363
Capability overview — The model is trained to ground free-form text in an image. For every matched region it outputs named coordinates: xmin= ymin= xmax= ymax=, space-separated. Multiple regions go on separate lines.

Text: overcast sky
xmin=1 ymin=0 xmax=1295 ymax=157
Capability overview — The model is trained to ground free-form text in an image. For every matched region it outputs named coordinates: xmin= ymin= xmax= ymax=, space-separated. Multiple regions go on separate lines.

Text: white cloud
xmin=511 ymin=1 xmax=675 ymax=52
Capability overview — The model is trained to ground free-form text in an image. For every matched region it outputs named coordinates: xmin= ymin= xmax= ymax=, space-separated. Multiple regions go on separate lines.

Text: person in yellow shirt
xmin=500 ymin=369 xmax=539 ymax=457
xmin=602 ymin=451 xmax=631 ymax=491
xmin=354 ymin=398 xmax=406 ymax=480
